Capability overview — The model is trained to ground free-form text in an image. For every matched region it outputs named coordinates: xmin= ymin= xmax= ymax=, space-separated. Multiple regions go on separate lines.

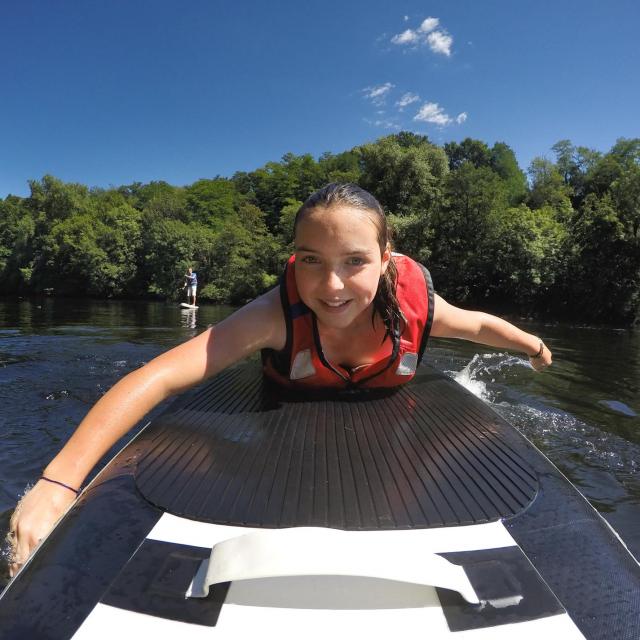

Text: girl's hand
xmin=7 ymin=480 xmax=77 ymax=578
xmin=529 ymin=342 xmax=552 ymax=372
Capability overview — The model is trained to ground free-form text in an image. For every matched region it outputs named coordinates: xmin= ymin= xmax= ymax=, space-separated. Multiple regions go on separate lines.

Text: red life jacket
xmin=262 ymin=254 xmax=434 ymax=389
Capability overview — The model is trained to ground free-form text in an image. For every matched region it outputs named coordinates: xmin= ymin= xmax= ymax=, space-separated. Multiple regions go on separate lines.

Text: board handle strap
xmin=188 ymin=526 xmax=479 ymax=605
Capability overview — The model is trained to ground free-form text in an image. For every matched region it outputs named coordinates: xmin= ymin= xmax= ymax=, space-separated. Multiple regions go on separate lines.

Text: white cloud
xmin=365 ymin=118 xmax=401 ymax=130
xmin=414 ymin=102 xmax=451 ymax=126
xmin=363 ymin=83 xmax=395 ymax=106
xmin=427 ymin=30 xmax=453 ymax=56
xmin=391 ymin=29 xmax=419 ymax=45
xmin=403 ymin=15 xmax=409 ymax=22
xmin=391 ymin=16 xmax=453 ymax=56
xmin=396 ymin=92 xmax=420 ymax=110
xmin=418 ymin=17 xmax=439 ymax=33
xmin=414 ymin=102 xmax=467 ymax=127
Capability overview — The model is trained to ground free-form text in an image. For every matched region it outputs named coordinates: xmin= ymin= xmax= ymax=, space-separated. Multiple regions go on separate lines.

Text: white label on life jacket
xmin=290 ymin=349 xmax=317 ymax=380
xmin=396 ymin=352 xmax=418 ymax=376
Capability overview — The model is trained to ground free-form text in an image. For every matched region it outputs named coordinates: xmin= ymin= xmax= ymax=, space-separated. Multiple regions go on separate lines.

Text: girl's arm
xmin=9 ymin=288 xmax=285 ymax=575
xmin=430 ymin=293 xmax=552 ymax=371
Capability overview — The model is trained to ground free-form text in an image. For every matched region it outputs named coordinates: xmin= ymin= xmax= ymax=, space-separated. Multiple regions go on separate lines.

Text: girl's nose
xmin=323 ymin=267 xmax=345 ymax=292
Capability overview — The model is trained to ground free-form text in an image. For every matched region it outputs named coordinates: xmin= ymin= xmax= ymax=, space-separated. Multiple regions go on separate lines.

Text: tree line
xmin=1 ymin=133 xmax=638 ymax=325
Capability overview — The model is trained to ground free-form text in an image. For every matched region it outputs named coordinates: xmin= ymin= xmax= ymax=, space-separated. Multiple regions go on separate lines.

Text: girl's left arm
xmin=430 ymin=293 xmax=552 ymax=371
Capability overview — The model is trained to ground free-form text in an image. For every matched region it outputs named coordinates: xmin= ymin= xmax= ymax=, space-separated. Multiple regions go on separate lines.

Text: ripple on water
xmin=0 ymin=353 xmax=32 ymax=367
xmin=45 ymin=390 xmax=69 ymax=400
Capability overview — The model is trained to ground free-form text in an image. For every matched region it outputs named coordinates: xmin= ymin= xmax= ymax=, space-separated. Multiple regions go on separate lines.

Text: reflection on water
xmin=180 ymin=308 xmax=198 ymax=329
xmin=0 ymin=298 xmax=639 ymax=583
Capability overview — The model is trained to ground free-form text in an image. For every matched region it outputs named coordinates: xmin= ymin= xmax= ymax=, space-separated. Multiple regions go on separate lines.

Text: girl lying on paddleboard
xmin=8 ymin=182 xmax=552 ymax=575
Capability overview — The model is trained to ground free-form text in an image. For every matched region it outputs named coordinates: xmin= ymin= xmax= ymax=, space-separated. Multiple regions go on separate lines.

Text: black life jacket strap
xmin=417 ymin=263 xmax=435 ymax=366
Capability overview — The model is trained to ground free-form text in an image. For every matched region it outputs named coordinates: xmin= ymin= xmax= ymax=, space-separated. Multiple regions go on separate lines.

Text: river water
xmin=1 ymin=298 xmax=639 ymax=585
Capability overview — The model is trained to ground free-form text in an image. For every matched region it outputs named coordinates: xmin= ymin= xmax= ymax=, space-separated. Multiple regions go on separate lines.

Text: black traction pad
xmin=134 ymin=364 xmax=538 ymax=529
xmin=102 ymin=539 xmax=229 ymax=626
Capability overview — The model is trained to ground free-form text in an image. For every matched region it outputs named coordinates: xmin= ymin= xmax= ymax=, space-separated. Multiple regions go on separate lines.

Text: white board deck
xmin=70 ymin=515 xmax=585 ymax=639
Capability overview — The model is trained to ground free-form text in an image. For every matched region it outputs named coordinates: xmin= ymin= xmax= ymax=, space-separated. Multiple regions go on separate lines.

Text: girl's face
xmin=294 ymin=205 xmax=390 ymax=330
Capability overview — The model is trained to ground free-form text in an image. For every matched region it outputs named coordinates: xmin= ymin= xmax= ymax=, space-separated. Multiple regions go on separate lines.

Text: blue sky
xmin=1 ymin=0 xmax=638 ymax=198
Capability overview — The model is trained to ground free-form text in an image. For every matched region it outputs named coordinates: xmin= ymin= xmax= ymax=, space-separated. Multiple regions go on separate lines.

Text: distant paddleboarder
xmin=183 ymin=267 xmax=197 ymax=307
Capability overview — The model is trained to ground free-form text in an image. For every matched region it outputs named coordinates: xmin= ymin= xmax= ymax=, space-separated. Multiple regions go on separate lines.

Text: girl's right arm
xmin=430 ymin=293 xmax=552 ymax=371
xmin=9 ymin=288 xmax=285 ymax=576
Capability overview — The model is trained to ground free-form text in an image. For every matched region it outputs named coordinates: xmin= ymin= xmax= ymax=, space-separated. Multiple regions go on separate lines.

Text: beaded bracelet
xmin=530 ymin=340 xmax=545 ymax=359
xmin=39 ymin=476 xmax=80 ymax=496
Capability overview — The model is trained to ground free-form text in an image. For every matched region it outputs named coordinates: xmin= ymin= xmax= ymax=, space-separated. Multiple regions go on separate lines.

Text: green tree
xmin=585 ymin=154 xmax=625 ymax=198
xmin=551 ymin=140 xmax=601 ymax=207
xmin=233 ymin=153 xmax=325 ymax=231
xmin=185 ymin=178 xmax=243 ymax=228
xmin=485 ymin=204 xmax=567 ymax=311
xmin=32 ymin=201 xmax=142 ymax=297
xmin=120 ymin=181 xmax=180 ymax=211
xmin=358 ymin=133 xmax=449 ymax=218
xmin=202 ymin=203 xmax=279 ymax=303
xmin=584 ymin=138 xmax=640 ymax=200
xmin=317 ymin=150 xmax=361 ymax=185
xmin=277 ymin=198 xmax=303 ymax=258
xmin=444 ymin=138 xmax=492 ymax=171
xmin=0 ymin=196 xmax=35 ymax=292
xmin=490 ymin=142 xmax=527 ymax=205
xmin=527 ymin=158 xmax=573 ymax=218
xmin=610 ymin=138 xmax=640 ymax=166
xmin=428 ymin=164 xmax=508 ymax=303
xmin=138 ymin=215 xmax=202 ymax=297
xmin=610 ymin=165 xmax=640 ymax=238
xmin=26 ymin=175 xmax=89 ymax=223
xmin=563 ymin=194 xmax=639 ymax=322
xmin=141 ymin=188 xmax=188 ymax=223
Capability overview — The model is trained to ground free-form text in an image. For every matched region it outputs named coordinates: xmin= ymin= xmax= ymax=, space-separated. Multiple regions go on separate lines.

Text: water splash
xmin=446 ymin=353 xmax=640 ymax=483
xmin=449 ymin=352 xmax=529 ymax=402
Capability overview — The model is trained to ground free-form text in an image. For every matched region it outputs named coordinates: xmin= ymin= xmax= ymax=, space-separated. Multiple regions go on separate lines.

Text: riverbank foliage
xmin=1 ymin=134 xmax=638 ymax=324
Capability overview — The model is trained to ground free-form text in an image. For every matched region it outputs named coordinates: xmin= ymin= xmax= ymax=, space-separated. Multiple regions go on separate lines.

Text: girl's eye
xmin=300 ymin=255 xmax=319 ymax=264
xmin=347 ymin=257 xmax=364 ymax=266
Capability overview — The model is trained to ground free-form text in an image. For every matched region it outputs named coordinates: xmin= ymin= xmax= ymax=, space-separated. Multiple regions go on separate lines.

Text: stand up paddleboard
xmin=180 ymin=303 xmax=198 ymax=309
xmin=1 ymin=364 xmax=639 ymax=639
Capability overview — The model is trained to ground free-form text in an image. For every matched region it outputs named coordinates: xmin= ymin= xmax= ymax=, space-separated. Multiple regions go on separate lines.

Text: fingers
xmin=7 ymin=521 xmax=45 ymax=578
xmin=7 ymin=503 xmax=22 ymax=577
xmin=7 ymin=527 xmax=27 ymax=579
xmin=6 ymin=529 xmax=17 ymax=577
xmin=7 ymin=521 xmax=25 ymax=578
xmin=6 ymin=489 xmax=57 ymax=578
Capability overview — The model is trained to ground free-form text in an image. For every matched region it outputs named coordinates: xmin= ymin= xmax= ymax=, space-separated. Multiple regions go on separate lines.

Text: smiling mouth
xmin=320 ymin=299 xmax=352 ymax=311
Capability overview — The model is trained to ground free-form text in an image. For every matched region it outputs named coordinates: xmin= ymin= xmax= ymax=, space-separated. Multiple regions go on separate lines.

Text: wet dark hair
xmin=294 ymin=183 xmax=404 ymax=336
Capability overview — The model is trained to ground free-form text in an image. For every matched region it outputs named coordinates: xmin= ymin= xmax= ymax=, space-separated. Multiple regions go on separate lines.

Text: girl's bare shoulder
xmin=222 ymin=286 xmax=286 ymax=352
